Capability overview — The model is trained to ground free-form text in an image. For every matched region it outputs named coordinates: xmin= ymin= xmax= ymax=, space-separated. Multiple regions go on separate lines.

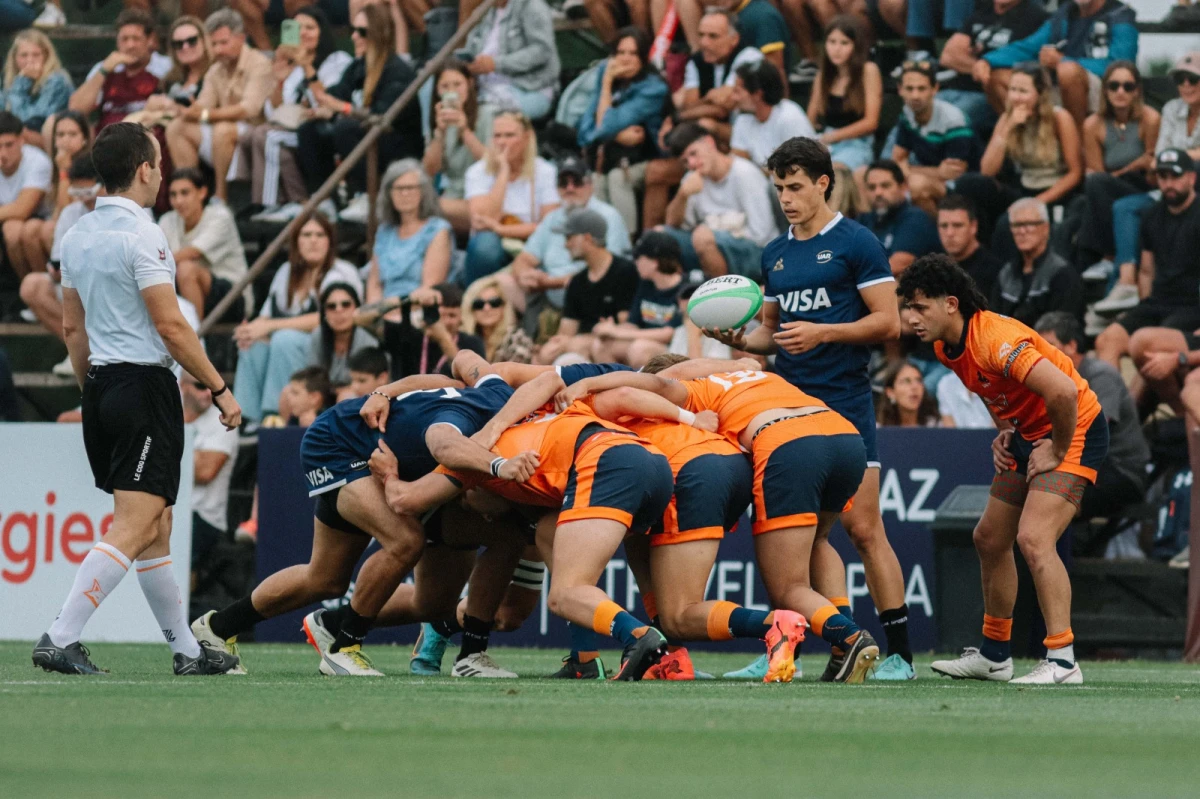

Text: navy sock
xmin=728 ymin=607 xmax=771 ymax=639
xmin=879 ymin=604 xmax=913 ymax=664
xmin=609 ymin=611 xmax=646 ymax=646
xmin=818 ymin=612 xmax=860 ymax=650
xmin=456 ymin=615 xmax=491 ymax=660
xmin=979 ymin=636 xmax=1011 ymax=663
xmin=569 ymin=622 xmax=600 ymax=659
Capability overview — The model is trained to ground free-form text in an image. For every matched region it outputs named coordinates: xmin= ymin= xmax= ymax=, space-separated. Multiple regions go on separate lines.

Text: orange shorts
xmin=651 ymin=447 xmax=753 ymax=547
xmin=559 ymin=436 xmax=674 ymax=533
xmin=750 ymin=412 xmax=866 ymax=535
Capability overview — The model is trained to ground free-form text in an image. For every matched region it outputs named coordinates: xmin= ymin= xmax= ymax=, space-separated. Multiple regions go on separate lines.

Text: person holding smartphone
xmin=358 ymin=282 xmax=487 ymax=379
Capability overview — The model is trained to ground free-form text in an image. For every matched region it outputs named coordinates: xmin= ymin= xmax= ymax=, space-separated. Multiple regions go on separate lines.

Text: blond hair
xmin=461 ymin=275 xmax=516 ymax=361
xmin=3 ymin=29 xmax=65 ymax=96
xmin=487 ymin=111 xmax=538 ymax=182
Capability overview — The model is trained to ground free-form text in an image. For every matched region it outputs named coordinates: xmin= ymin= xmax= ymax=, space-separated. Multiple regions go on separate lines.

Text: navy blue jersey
xmin=760 ymin=214 xmax=893 ymax=403
xmin=302 ymin=374 xmax=514 ymax=494
xmin=556 ymin=362 xmax=636 ymax=386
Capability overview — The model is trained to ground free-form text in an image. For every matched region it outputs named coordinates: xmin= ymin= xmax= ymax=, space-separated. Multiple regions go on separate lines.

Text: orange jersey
xmin=934 ymin=311 xmax=1101 ymax=439
xmin=439 ymin=401 xmax=641 ymax=507
xmin=619 ymin=417 xmax=742 ymax=469
xmin=680 ymin=371 xmax=827 ymax=448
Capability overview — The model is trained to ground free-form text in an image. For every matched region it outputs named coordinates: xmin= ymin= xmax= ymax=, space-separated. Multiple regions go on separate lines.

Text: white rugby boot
xmin=451 ymin=652 xmax=518 ymax=678
xmin=191 ymin=611 xmax=247 ymax=675
xmin=930 ymin=647 xmax=1013 ymax=681
xmin=1011 ymin=659 xmax=1082 ymax=685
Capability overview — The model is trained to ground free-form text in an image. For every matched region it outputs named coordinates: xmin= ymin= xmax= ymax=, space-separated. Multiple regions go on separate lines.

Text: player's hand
xmin=498 ymin=450 xmax=540 ymax=482
xmin=991 ymin=428 xmax=1015 ymax=474
xmin=369 ymin=439 xmax=400 ymax=482
xmin=554 ymin=382 xmax=590 ymax=412
xmin=213 ymin=391 xmax=242 ymax=431
xmin=382 ymin=474 xmax=412 ymax=516
xmin=360 ymin=391 xmax=391 ymax=432
xmin=1140 ymin=350 xmax=1183 ymax=382
xmin=1025 ymin=438 xmax=1063 ymax=483
xmin=693 ymin=410 xmax=719 ymax=433
xmin=773 ymin=321 xmax=826 ymax=355
xmin=703 ymin=325 xmax=746 ymax=349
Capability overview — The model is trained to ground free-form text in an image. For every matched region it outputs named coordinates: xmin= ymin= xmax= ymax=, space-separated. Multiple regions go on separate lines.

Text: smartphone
xmin=423 ymin=303 xmax=441 ymax=327
xmin=453 ymin=48 xmax=475 ymax=63
xmin=281 ymin=19 xmax=301 ymax=47
xmin=441 ymin=90 xmax=460 ymax=110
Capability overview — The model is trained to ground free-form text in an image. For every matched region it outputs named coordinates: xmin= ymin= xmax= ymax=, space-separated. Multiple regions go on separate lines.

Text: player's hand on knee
xmin=693 ymin=410 xmax=719 ymax=433
xmin=991 ymin=428 xmax=1014 ymax=473
xmin=499 ymin=451 xmax=540 ymax=483
xmin=370 ymin=440 xmax=399 ymax=481
xmin=1025 ymin=439 xmax=1063 ymax=483
xmin=360 ymin=391 xmax=391 ymax=432
xmin=214 ymin=391 xmax=242 ymax=431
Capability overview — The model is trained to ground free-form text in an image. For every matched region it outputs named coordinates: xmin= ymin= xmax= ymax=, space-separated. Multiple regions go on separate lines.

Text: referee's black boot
xmin=174 ymin=642 xmax=241 ymax=675
xmin=32 ymin=633 xmax=107 ymax=675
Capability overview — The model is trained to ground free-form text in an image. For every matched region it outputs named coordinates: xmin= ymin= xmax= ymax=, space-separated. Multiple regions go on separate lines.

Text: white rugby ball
xmin=687 ymin=275 xmax=763 ymax=330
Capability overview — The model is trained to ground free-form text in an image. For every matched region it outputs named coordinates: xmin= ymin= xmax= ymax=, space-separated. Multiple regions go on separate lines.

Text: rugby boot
xmin=32 ymin=634 xmax=106 ymax=675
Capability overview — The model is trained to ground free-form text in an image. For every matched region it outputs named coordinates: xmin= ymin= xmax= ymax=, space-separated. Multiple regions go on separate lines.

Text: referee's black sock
xmin=331 ymin=607 xmax=372 ymax=653
xmin=879 ymin=604 xmax=913 ymax=665
xmin=455 ymin=615 xmax=492 ymax=661
xmin=432 ymin=618 xmax=463 ymax=639
xmin=209 ymin=596 xmax=266 ymax=641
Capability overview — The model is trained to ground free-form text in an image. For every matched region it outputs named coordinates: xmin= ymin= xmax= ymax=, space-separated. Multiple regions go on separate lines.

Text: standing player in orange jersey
xmin=898 ymin=255 xmax=1108 ymax=685
xmin=559 ymin=367 xmax=882 ymax=683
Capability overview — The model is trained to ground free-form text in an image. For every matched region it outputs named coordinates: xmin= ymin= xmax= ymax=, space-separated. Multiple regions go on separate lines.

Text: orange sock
xmin=829 ymin=596 xmax=850 ymax=610
xmin=983 ymin=614 xmax=1013 ymax=642
xmin=592 ymin=601 xmax=622 ymax=637
xmin=809 ymin=605 xmax=837 ymax=637
xmin=642 ymin=591 xmax=658 ymax=621
xmin=705 ymin=601 xmax=737 ymax=641
xmin=578 ymin=651 xmax=598 ymax=664
xmin=1043 ymin=628 xmax=1074 ymax=649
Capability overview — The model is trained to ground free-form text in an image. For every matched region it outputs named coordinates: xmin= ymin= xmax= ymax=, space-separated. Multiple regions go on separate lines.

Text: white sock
xmin=135 ymin=556 xmax=201 ymax=658
xmin=1048 ymin=644 xmax=1075 ymax=666
xmin=47 ymin=542 xmax=131 ymax=647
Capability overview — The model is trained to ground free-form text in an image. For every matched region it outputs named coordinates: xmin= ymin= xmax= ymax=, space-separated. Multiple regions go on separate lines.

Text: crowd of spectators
xmin=0 ymin=0 xmax=1194 ymax=567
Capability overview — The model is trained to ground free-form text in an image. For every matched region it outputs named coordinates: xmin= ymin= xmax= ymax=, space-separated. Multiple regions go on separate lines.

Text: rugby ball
xmin=687 ymin=275 xmax=763 ymax=330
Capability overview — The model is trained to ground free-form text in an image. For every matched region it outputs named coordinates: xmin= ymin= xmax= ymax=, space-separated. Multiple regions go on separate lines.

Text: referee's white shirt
xmin=60 ymin=196 xmax=177 ymax=369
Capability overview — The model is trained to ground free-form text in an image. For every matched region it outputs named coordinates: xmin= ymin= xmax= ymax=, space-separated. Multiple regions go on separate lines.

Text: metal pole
xmin=200 ymin=0 xmax=498 ymax=334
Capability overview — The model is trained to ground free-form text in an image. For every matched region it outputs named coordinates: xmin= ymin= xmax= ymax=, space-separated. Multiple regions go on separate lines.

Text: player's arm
xmin=1021 ymin=359 xmax=1080 ymax=479
xmin=658 ymin=357 xmax=760 ymax=380
xmin=426 ymin=423 xmax=540 ymax=483
xmin=590 ymin=387 xmax=716 ymax=430
xmin=491 ymin=362 xmax=552 ymax=387
xmin=556 ymin=371 xmax=689 ymax=410
xmin=473 ymin=371 xmax=567 ymax=449
xmin=822 ymin=280 xmax=902 ymax=345
xmin=61 ymin=287 xmax=91 ymax=389
xmin=142 ymin=283 xmax=241 ymax=430
xmin=452 ymin=350 xmax=497 ymax=386
xmin=370 ymin=440 xmax=466 ymax=515
xmin=358 ymin=373 xmax=461 ymax=432
xmin=704 ymin=299 xmax=780 ymax=355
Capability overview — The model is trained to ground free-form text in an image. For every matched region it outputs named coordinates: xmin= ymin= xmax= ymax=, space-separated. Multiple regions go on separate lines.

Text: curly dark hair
xmin=895 ymin=253 xmax=989 ymax=317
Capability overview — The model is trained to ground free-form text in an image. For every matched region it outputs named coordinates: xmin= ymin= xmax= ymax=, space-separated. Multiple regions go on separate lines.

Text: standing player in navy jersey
xmin=708 ymin=137 xmax=916 ymax=681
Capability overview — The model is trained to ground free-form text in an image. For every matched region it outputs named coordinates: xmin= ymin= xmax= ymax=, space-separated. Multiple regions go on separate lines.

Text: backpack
xmin=1151 ymin=467 xmax=1191 ymax=561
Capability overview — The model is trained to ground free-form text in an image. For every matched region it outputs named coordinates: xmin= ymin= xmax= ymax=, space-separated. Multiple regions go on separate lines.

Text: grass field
xmin=3 ymin=643 xmax=1198 ymax=798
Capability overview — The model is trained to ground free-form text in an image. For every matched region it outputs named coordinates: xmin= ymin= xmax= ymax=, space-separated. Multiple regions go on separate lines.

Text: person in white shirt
xmin=181 ymin=371 xmax=239 ymax=568
xmin=462 ymin=110 xmax=560 ymax=286
xmin=0 ymin=110 xmax=52 ymax=283
xmin=730 ymin=59 xmax=815 ymax=169
xmin=663 ymin=121 xmax=780 ymax=279
xmin=34 ymin=122 xmax=241 ymax=677
xmin=935 ymin=371 xmax=993 ymax=429
xmin=158 ymin=168 xmax=250 ymax=321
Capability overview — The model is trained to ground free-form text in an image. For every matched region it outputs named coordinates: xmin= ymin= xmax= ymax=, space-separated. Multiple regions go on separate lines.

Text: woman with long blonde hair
xmin=300 ymin=2 xmax=423 ymax=201
xmin=461 ymin=275 xmax=534 ymax=363
xmin=462 ymin=110 xmax=560 ymax=284
xmin=1 ymin=29 xmax=72 ymax=147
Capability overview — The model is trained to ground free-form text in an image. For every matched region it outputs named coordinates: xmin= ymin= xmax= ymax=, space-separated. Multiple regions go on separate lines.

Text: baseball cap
xmin=1156 ymin=148 xmax=1195 ymax=176
xmin=1171 ymin=52 xmax=1200 ymax=78
xmin=553 ymin=208 xmax=608 ymax=240
xmin=557 ymin=155 xmax=589 ymax=179
xmin=633 ymin=230 xmax=683 ymax=262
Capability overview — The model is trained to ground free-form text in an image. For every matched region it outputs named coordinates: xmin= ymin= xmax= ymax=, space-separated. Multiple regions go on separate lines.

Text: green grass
xmin=3 ymin=643 xmax=1198 ymax=798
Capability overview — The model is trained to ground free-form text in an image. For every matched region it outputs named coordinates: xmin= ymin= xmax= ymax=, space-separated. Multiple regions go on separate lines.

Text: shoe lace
xmin=960 ymin=646 xmax=982 ymax=658
xmin=75 ymin=643 xmax=98 ymax=668
xmin=473 ymin=652 xmax=501 ymax=670
xmin=341 ymin=645 xmax=374 ymax=670
xmin=1026 ymin=659 xmax=1054 ymax=677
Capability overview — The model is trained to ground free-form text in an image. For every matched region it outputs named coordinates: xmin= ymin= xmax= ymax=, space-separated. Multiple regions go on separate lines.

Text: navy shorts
xmin=300 ymin=411 xmax=376 ymax=497
xmin=824 ymin=391 xmax=878 ymax=467
xmin=653 ymin=452 xmax=754 ymax=546
xmin=561 ymin=440 xmax=674 ymax=534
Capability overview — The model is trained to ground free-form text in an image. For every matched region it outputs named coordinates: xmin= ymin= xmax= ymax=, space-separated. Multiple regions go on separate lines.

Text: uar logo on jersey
xmin=777 ymin=287 xmax=832 ymax=312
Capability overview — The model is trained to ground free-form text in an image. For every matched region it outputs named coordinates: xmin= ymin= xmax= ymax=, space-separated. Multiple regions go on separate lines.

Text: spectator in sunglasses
xmin=461 ymin=275 xmax=534 ymax=364
xmin=308 ymin=282 xmax=377 ymax=387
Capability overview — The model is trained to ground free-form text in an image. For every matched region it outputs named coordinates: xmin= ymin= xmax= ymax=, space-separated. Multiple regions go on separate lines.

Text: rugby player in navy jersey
xmin=190 ymin=371 xmax=559 ymax=676
xmin=707 ymin=136 xmax=916 ymax=681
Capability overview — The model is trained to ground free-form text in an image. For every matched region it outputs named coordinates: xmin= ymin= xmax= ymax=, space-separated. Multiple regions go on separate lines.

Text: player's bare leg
xmin=754 ymin=515 xmax=879 ymax=683
xmin=547 ymin=519 xmax=668 ymax=681
xmin=375 ymin=548 xmax=475 ymax=627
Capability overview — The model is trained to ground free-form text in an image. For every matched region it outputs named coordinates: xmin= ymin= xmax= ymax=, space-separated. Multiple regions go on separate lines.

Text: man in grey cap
xmin=501 ymin=155 xmax=631 ymax=324
xmin=535 ymin=207 xmax=638 ymax=364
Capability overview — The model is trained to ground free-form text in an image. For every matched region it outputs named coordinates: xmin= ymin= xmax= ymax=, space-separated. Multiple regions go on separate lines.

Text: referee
xmin=32 ymin=123 xmax=242 ymax=676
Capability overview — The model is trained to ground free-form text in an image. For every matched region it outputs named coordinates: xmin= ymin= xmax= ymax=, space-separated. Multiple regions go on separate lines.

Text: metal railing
xmin=200 ymin=0 xmax=497 ymax=334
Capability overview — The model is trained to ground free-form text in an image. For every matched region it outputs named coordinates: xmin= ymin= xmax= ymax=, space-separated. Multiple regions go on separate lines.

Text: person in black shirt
xmin=377 ymin=282 xmax=486 ymax=379
xmin=937 ymin=0 xmax=1049 ymax=136
xmin=537 ymin=208 xmax=638 ymax=364
xmin=591 ymin=230 xmax=686 ymax=368
xmin=937 ymin=194 xmax=1004 ymax=299
xmin=990 ymin=197 xmax=1083 ymax=327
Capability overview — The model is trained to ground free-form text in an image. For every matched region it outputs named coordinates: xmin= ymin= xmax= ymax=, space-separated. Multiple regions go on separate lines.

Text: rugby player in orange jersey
xmin=367 ymin=362 xmax=683 ymax=681
xmin=898 ymin=255 xmax=1108 ymax=685
xmin=557 ymin=367 xmax=882 ymax=683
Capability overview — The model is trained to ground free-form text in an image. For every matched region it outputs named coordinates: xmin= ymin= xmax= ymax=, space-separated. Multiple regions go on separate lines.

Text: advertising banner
xmin=0 ymin=424 xmax=193 ymax=642
xmin=256 ymin=427 xmax=995 ymax=653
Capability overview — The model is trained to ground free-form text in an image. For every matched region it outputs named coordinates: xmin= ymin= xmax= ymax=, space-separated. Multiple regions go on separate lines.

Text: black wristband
xmin=210 ymin=383 xmax=228 ymax=398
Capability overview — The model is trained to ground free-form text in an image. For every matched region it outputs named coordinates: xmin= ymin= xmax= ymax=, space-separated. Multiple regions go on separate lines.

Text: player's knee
xmin=1015 ymin=527 xmax=1056 ymax=570
xmin=972 ymin=520 xmax=1007 ymax=558
xmin=658 ymin=611 xmax=686 ymax=641
xmin=546 ymin=586 xmax=568 ymax=618
xmin=842 ymin=512 xmax=882 ymax=550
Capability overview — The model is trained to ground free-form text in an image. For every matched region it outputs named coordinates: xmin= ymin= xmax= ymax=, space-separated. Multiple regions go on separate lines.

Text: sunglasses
xmin=557 ymin=174 xmax=586 ymax=188
xmin=351 ymin=26 xmax=369 ymax=38
xmin=325 ymin=300 xmax=355 ymax=311
xmin=1106 ymin=80 xmax=1138 ymax=93
xmin=172 ymin=35 xmax=200 ymax=49
xmin=472 ymin=297 xmax=504 ymax=311
xmin=902 ymin=59 xmax=932 ymax=71
xmin=1175 ymin=72 xmax=1200 ymax=86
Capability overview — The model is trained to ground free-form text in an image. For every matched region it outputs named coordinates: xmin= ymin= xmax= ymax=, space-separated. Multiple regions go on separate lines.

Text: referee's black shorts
xmin=82 ymin=363 xmax=184 ymax=506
